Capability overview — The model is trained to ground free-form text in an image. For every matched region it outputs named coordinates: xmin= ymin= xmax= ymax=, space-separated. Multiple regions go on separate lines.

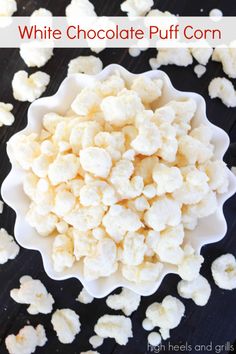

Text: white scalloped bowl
xmin=2 ymin=64 xmax=236 ymax=298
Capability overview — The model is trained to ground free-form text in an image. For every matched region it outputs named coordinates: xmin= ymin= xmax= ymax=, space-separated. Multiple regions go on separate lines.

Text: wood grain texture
xmin=0 ymin=1 xmax=236 ymax=353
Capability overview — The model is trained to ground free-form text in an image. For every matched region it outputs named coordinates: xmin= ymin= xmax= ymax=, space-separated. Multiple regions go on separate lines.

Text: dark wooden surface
xmin=0 ymin=1 xmax=236 ymax=354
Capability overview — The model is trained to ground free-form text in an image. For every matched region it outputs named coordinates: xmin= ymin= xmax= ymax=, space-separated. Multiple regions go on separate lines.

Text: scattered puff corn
xmin=106 ymin=288 xmax=141 ymax=316
xmin=0 ymin=228 xmax=19 ymax=264
xmin=51 ymin=308 xmax=81 ymax=344
xmin=211 ymin=254 xmax=236 ymax=290
xmin=5 ymin=325 xmax=47 ymax=354
xmin=8 ymin=70 xmax=230 ymax=284
xmin=0 ymin=102 xmax=15 ymax=127
xmin=12 ymin=71 xmax=50 ymax=102
xmin=67 ymin=55 xmax=103 ymax=76
xmin=0 ymin=0 xmax=17 ymax=17
xmin=145 ymin=295 xmax=185 ymax=339
xmin=94 ymin=314 xmax=133 ymax=345
xmin=10 ymin=276 xmax=55 ymax=315
xmin=121 ymin=0 xmax=154 ymax=17
xmin=77 ymin=287 xmax=94 ymax=304
xmin=177 ymin=274 xmax=211 ymax=306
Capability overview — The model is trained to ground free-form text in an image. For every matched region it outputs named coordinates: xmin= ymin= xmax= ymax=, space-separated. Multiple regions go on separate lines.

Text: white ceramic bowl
xmin=2 ymin=64 xmax=236 ymax=298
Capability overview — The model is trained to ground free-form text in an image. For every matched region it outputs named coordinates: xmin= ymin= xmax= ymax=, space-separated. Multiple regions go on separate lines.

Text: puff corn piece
xmin=5 ymin=325 xmax=47 ymax=354
xmin=20 ymin=43 xmax=53 ymax=68
xmin=12 ymin=71 xmax=50 ymax=102
xmin=94 ymin=315 xmax=133 ymax=345
xmin=211 ymin=254 xmax=236 ymax=290
xmin=177 ymin=274 xmax=211 ymax=306
xmin=0 ymin=228 xmax=19 ymax=264
xmin=89 ymin=335 xmax=104 ymax=349
xmin=212 ymin=44 xmax=236 ymax=79
xmin=145 ymin=295 xmax=185 ymax=334
xmin=51 ymin=309 xmax=81 ymax=344
xmin=68 ymin=55 xmax=103 ymax=75
xmin=66 ymin=0 xmax=97 ymax=19
xmin=77 ymin=287 xmax=94 ymax=304
xmin=209 ymin=77 xmax=236 ymax=107
xmin=0 ymin=0 xmax=17 ymax=17
xmin=10 ymin=276 xmax=54 ymax=314
xmin=121 ymin=0 xmax=154 ymax=16
xmin=106 ymin=288 xmax=141 ymax=316
xmin=0 ymin=103 xmax=15 ymax=127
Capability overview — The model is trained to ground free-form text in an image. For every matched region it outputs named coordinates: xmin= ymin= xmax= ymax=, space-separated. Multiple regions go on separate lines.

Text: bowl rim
xmin=2 ymin=64 xmax=236 ymax=298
